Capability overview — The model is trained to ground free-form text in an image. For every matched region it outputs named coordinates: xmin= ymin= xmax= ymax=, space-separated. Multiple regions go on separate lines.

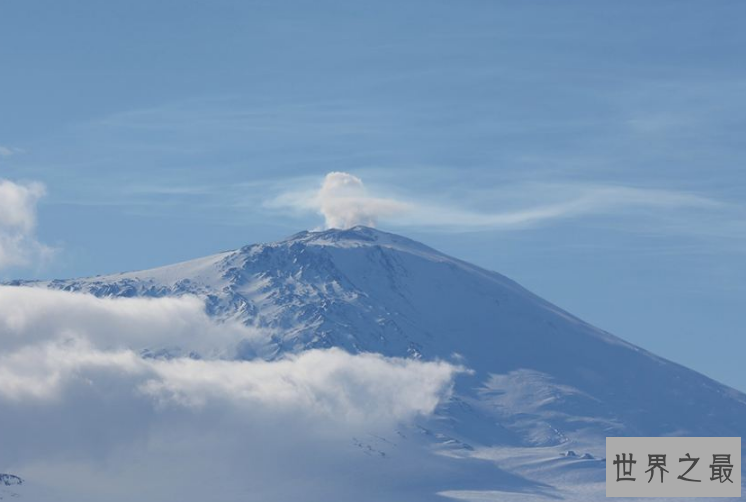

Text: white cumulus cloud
xmin=0 ymin=179 xmax=54 ymax=270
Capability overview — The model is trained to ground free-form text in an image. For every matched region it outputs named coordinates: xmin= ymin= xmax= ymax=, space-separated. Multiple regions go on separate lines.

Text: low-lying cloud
xmin=0 ymin=179 xmax=54 ymax=271
xmin=0 ymin=286 xmax=460 ymax=421
xmin=0 ymin=286 xmax=464 ymax=501
xmin=0 ymin=286 xmax=256 ymax=355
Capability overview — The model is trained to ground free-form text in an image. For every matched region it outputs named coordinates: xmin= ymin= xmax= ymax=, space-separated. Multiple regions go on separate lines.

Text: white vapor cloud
xmin=316 ymin=172 xmax=410 ymax=229
xmin=270 ymin=172 xmax=411 ymax=229
xmin=0 ymin=179 xmax=54 ymax=270
xmin=0 ymin=286 xmax=464 ymax=501
xmin=268 ymin=172 xmax=720 ymax=232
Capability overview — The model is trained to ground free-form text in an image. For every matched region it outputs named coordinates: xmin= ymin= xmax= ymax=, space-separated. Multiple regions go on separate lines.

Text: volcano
xmin=13 ymin=226 xmax=746 ymax=500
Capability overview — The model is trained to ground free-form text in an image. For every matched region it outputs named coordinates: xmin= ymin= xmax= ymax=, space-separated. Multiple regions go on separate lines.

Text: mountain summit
xmin=19 ymin=227 xmax=746 ymax=449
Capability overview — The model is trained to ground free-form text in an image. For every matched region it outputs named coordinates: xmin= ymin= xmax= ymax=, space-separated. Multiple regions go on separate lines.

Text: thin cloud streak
xmin=267 ymin=172 xmax=723 ymax=231
xmin=0 ymin=145 xmax=25 ymax=157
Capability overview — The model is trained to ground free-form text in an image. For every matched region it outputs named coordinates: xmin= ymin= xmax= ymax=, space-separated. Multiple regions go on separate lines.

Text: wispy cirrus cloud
xmin=0 ymin=145 xmax=25 ymax=158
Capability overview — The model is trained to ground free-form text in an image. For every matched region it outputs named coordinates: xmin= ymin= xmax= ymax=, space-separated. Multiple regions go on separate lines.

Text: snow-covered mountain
xmin=18 ymin=226 xmax=746 ymax=439
xmin=11 ymin=226 xmax=746 ymax=500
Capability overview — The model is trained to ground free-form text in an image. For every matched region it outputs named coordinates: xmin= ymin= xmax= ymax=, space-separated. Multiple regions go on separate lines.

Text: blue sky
xmin=1 ymin=0 xmax=745 ymax=391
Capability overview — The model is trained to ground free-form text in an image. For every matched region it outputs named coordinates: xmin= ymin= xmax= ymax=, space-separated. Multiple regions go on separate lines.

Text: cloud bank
xmin=0 ymin=286 xmax=257 ymax=356
xmin=0 ymin=286 xmax=459 ymax=421
xmin=0 ymin=286 xmax=464 ymax=501
xmin=0 ymin=179 xmax=53 ymax=270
